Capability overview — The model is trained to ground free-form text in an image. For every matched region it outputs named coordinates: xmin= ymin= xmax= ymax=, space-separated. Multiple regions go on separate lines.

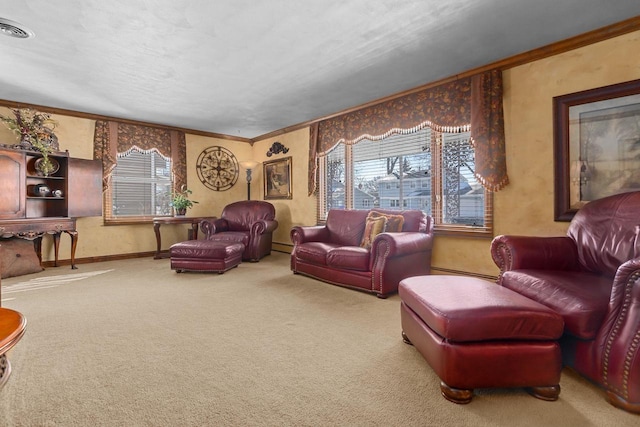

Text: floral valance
xmin=308 ymin=69 xmax=508 ymax=194
xmin=93 ymin=121 xmax=186 ymax=191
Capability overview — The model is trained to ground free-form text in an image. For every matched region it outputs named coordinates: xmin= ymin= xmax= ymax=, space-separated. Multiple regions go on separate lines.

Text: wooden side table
xmin=0 ymin=308 xmax=27 ymax=389
xmin=152 ymin=216 xmax=216 ymax=259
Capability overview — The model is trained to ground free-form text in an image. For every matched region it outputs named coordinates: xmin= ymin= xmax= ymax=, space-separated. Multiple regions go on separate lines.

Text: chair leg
xmin=440 ymin=381 xmax=473 ymax=404
xmin=402 ymin=331 xmax=413 ymax=345
xmin=526 ymin=385 xmax=561 ymax=401
xmin=606 ymin=391 xmax=640 ymax=414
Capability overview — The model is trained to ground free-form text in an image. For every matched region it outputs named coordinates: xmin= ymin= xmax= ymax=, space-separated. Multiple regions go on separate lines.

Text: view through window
xmin=320 ymin=128 xmax=489 ymax=233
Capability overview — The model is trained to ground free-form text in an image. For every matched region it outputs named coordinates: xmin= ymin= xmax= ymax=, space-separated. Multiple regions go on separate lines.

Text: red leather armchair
xmin=291 ymin=209 xmax=434 ymax=298
xmin=490 ymin=191 xmax=640 ymax=413
xmin=200 ymin=200 xmax=278 ymax=262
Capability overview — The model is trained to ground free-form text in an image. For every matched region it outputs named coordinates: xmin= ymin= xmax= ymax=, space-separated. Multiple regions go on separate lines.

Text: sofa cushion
xmin=372 ymin=209 xmax=427 ymax=232
xmin=568 ymin=191 xmax=640 ymax=277
xmin=325 ymin=209 xmax=369 ymax=246
xmin=360 ymin=214 xmax=387 ymax=249
xmin=221 ymin=200 xmax=276 ymax=231
xmin=207 ymin=231 xmax=250 ymax=246
xmin=326 ymin=246 xmax=370 ymax=271
xmin=368 ymin=211 xmax=405 ymax=232
xmin=400 ymin=275 xmax=564 ymax=342
xmin=295 ymin=242 xmax=340 ymax=266
xmin=501 ymin=269 xmax=613 ymax=340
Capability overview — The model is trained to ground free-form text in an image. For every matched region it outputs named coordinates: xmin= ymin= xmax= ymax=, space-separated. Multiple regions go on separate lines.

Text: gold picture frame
xmin=263 ymin=156 xmax=292 ymax=200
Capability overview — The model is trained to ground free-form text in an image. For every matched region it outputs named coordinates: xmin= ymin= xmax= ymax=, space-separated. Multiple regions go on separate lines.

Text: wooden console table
xmin=152 ymin=216 xmax=216 ymax=259
xmin=0 ymin=217 xmax=78 ymax=269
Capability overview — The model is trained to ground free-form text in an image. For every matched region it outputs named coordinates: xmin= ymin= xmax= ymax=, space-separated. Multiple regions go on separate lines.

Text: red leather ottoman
xmin=170 ymin=240 xmax=244 ymax=274
xmin=399 ymin=275 xmax=564 ymax=404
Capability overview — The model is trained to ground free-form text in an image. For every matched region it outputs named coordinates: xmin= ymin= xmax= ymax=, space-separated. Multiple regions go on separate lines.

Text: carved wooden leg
xmin=33 ymin=237 xmax=43 ymax=265
xmin=526 ymin=385 xmax=561 ymax=401
xmin=153 ymin=223 xmax=162 ymax=259
xmin=67 ymin=230 xmax=78 ymax=269
xmin=402 ymin=331 xmax=413 ymax=345
xmin=0 ymin=354 xmax=11 ymax=389
xmin=53 ymin=232 xmax=61 ymax=267
xmin=440 ymin=381 xmax=473 ymax=404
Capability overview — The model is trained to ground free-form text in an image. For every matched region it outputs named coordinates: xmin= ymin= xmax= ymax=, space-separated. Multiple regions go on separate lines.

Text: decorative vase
xmin=34 ymin=157 xmax=59 ymax=177
xmin=175 ymin=208 xmax=187 ymax=216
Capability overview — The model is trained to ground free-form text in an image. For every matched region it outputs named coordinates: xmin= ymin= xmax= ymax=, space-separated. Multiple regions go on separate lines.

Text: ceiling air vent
xmin=0 ymin=18 xmax=34 ymax=39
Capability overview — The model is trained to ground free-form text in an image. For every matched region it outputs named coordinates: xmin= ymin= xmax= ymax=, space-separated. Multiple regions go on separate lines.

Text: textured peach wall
xmin=497 ymin=31 xmax=640 ymax=236
xmin=252 ymin=128 xmax=317 ymax=251
xmin=436 ymin=30 xmax=640 ymax=276
xmin=256 ymin=30 xmax=640 ymax=277
xmin=2 ymin=30 xmax=639 ymax=272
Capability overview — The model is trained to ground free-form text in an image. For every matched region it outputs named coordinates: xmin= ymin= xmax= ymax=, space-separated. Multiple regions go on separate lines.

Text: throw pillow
xmin=360 ymin=214 xmax=387 ymax=249
xmin=1 ymin=239 xmax=44 ymax=279
xmin=370 ymin=211 xmax=405 ymax=232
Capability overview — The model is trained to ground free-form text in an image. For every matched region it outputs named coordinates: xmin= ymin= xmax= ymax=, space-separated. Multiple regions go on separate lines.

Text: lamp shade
xmin=239 ymin=160 xmax=260 ymax=170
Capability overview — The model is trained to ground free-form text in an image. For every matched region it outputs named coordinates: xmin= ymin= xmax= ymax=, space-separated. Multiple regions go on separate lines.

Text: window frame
xmin=103 ymin=147 xmax=174 ymax=225
xmin=318 ymin=129 xmax=493 ymax=237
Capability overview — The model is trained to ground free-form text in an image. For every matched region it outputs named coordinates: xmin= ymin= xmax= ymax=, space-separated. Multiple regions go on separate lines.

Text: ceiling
xmin=1 ymin=1 xmax=639 ymax=139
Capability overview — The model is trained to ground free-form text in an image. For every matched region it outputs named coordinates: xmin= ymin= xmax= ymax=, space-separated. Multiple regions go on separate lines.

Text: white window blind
xmin=110 ymin=148 xmax=172 ymax=217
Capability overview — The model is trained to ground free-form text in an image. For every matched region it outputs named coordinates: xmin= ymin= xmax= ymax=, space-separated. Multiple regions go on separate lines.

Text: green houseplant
xmin=170 ymin=185 xmax=198 ymax=216
xmin=0 ymin=108 xmax=59 ymax=176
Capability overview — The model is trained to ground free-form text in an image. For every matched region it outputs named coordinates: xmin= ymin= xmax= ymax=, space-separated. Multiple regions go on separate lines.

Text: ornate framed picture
xmin=263 ymin=156 xmax=292 ymax=200
xmin=553 ymin=78 xmax=640 ymax=221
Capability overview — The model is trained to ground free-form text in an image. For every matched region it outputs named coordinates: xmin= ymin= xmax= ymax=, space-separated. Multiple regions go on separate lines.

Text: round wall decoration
xmin=196 ymin=146 xmax=239 ymax=191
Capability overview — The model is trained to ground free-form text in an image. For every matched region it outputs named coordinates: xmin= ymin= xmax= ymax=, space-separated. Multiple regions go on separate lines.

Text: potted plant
xmin=170 ymin=185 xmax=198 ymax=216
xmin=0 ymin=108 xmax=59 ymax=176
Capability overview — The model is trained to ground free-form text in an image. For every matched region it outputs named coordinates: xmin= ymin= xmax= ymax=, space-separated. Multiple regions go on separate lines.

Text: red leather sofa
xmin=490 ymin=191 xmax=640 ymax=413
xmin=200 ymin=200 xmax=278 ymax=262
xmin=290 ymin=209 xmax=434 ymax=298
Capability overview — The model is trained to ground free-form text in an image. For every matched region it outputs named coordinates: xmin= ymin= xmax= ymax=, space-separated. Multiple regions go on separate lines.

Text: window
xmin=107 ymin=147 xmax=172 ymax=220
xmin=319 ymin=127 xmax=491 ymax=235
xmin=94 ymin=121 xmax=186 ymax=225
xmin=320 ymin=143 xmax=346 ymax=211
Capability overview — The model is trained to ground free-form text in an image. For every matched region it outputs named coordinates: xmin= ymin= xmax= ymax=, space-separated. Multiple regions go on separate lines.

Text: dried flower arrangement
xmin=0 ymin=108 xmax=59 ymax=175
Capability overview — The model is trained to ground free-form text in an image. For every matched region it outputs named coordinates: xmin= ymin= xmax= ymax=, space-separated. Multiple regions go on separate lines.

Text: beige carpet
xmin=0 ymin=253 xmax=637 ymax=426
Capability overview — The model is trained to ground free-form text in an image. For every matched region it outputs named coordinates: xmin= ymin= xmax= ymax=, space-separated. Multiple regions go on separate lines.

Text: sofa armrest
xmin=290 ymin=225 xmax=330 ymax=245
xmin=200 ymin=218 xmax=229 ymax=238
xmin=598 ymin=257 xmax=640 ymax=407
xmin=491 ymin=235 xmax=580 ymax=272
xmin=369 ymin=232 xmax=434 ymax=297
xmin=371 ymin=232 xmax=433 ymax=258
xmin=250 ymin=219 xmax=279 ymax=236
